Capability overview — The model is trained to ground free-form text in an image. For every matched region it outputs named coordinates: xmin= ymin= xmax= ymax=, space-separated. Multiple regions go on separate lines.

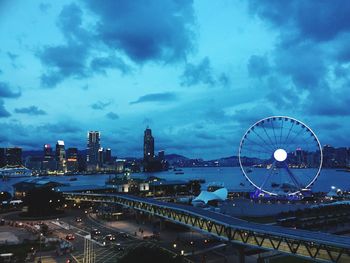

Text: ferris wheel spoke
xmin=251 ymin=129 xmax=276 ymax=153
xmin=283 ymin=121 xmax=295 ymax=146
xmin=261 ymin=122 xmax=279 ymax=150
xmin=279 ymin=118 xmax=284 ymax=147
xmin=284 ymin=126 xmax=308 ymax=149
xmin=241 ymin=146 xmax=271 ymax=157
xmin=244 ymin=137 xmax=275 ymax=155
xmin=270 ymin=120 xmax=279 ymax=148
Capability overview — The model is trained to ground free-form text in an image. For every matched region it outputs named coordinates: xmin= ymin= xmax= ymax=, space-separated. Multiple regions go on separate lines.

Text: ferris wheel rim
xmin=238 ymin=116 xmax=323 ymax=196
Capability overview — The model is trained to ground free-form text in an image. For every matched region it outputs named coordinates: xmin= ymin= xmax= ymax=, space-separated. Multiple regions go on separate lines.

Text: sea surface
xmin=1 ymin=167 xmax=349 ymax=195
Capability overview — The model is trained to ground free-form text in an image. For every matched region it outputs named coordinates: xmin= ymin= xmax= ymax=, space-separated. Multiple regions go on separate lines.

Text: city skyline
xmin=1 ymin=1 xmax=350 ymax=159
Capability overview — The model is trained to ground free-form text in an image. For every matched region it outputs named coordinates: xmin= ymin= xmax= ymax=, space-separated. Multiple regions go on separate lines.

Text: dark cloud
xmin=181 ymin=57 xmax=215 ymax=86
xmin=305 ymin=85 xmax=350 ymax=116
xmin=0 ymin=82 xmax=21 ymax=98
xmin=14 ymin=106 xmax=46 ymax=115
xmin=56 ymin=3 xmax=90 ymax=44
xmin=38 ymin=44 xmax=89 ymax=87
xmin=106 ymin=112 xmax=119 ymax=120
xmin=249 ymin=1 xmax=350 ymax=42
xmin=91 ymin=101 xmax=111 ymax=110
xmin=335 ymin=35 xmax=350 ymax=62
xmin=231 ymin=105 xmax=274 ymax=128
xmin=274 ymin=42 xmax=326 ymax=89
xmin=83 ymin=0 xmax=195 ymax=63
xmin=38 ymin=122 xmax=82 ymax=134
xmin=247 ymin=55 xmax=270 ymax=78
xmin=90 ymin=55 xmax=131 ymax=75
xmin=130 ymin=92 xmax=177 ymax=105
xmin=265 ymin=77 xmax=301 ymax=109
xmin=38 ymin=3 xmax=90 ymax=87
xmin=249 ymin=1 xmax=350 ymax=118
xmin=39 ymin=1 xmax=194 ymax=87
xmin=0 ymin=100 xmax=11 ymax=118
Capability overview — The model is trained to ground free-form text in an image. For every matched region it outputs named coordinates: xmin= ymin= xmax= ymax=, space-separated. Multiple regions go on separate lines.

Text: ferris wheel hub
xmin=274 ymin=148 xmax=287 ymax=162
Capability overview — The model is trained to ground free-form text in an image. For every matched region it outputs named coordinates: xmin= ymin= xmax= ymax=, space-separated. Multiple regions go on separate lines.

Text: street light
xmin=173 ymin=243 xmax=177 ymax=249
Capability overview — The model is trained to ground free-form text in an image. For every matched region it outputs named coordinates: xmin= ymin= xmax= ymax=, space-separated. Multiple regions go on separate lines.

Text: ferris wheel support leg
xmin=283 ymin=162 xmax=302 ymax=189
xmin=259 ymin=161 xmax=276 ymax=190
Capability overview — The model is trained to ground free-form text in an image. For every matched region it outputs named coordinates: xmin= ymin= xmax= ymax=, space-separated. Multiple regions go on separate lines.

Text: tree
xmin=23 ymin=187 xmax=64 ymax=217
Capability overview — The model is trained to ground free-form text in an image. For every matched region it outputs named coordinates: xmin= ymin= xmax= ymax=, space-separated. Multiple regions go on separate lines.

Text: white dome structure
xmin=192 ymin=188 xmax=228 ymax=204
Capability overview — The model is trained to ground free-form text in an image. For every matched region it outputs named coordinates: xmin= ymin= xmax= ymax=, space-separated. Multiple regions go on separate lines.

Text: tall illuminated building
xmin=55 ymin=140 xmax=66 ymax=173
xmin=43 ymin=144 xmax=53 ymax=158
xmin=42 ymin=144 xmax=56 ymax=172
xmin=87 ymin=131 xmax=100 ymax=164
xmin=98 ymin=147 xmax=104 ymax=167
xmin=3 ymin=147 xmax=22 ymax=167
xmin=105 ymin=148 xmax=112 ymax=164
xmin=143 ymin=127 xmax=154 ymax=162
xmin=67 ymin=147 xmax=78 ymax=173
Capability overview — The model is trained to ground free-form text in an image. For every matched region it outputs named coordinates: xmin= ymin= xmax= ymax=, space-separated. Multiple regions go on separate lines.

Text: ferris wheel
xmin=238 ymin=116 xmax=323 ymax=196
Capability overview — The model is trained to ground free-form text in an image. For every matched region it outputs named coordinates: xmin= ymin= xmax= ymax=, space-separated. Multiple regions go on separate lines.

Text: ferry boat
xmin=174 ymin=168 xmax=184 ymax=174
xmin=0 ymin=166 xmax=32 ymax=179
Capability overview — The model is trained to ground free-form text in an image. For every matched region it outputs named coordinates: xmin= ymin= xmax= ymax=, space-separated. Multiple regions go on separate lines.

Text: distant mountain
xmin=214 ymin=156 xmax=239 ymax=166
xmin=164 ymin=154 xmax=189 ymax=163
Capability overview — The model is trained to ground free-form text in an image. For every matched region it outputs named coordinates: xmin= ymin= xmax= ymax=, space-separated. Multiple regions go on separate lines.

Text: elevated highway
xmin=63 ymin=192 xmax=350 ymax=262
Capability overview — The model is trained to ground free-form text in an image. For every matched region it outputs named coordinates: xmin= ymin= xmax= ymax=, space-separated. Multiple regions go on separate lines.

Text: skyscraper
xmin=43 ymin=144 xmax=53 ymax=158
xmin=56 ymin=140 xmax=66 ymax=173
xmin=67 ymin=147 xmax=78 ymax=173
xmin=158 ymin=150 xmax=165 ymax=161
xmin=98 ymin=147 xmax=104 ymax=167
xmin=0 ymin=148 xmax=6 ymax=167
xmin=105 ymin=148 xmax=112 ymax=164
xmin=143 ymin=127 xmax=154 ymax=162
xmin=42 ymin=143 xmax=57 ymax=172
xmin=5 ymin=147 xmax=22 ymax=167
xmin=87 ymin=131 xmax=100 ymax=166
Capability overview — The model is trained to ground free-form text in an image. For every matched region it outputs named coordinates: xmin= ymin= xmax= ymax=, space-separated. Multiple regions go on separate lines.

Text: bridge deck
xmin=66 ymin=192 xmax=350 ymax=250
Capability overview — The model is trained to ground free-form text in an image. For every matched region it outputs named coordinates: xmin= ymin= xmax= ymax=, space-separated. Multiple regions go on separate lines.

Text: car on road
xmin=114 ymin=243 xmax=124 ymax=251
xmin=105 ymin=234 xmax=116 ymax=241
xmin=75 ymin=217 xmax=82 ymax=223
xmin=91 ymin=228 xmax=101 ymax=236
xmin=66 ymin=234 xmax=75 ymax=241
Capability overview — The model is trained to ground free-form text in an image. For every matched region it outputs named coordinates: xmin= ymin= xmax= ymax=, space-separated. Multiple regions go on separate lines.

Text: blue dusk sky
xmin=0 ymin=0 xmax=349 ymax=159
